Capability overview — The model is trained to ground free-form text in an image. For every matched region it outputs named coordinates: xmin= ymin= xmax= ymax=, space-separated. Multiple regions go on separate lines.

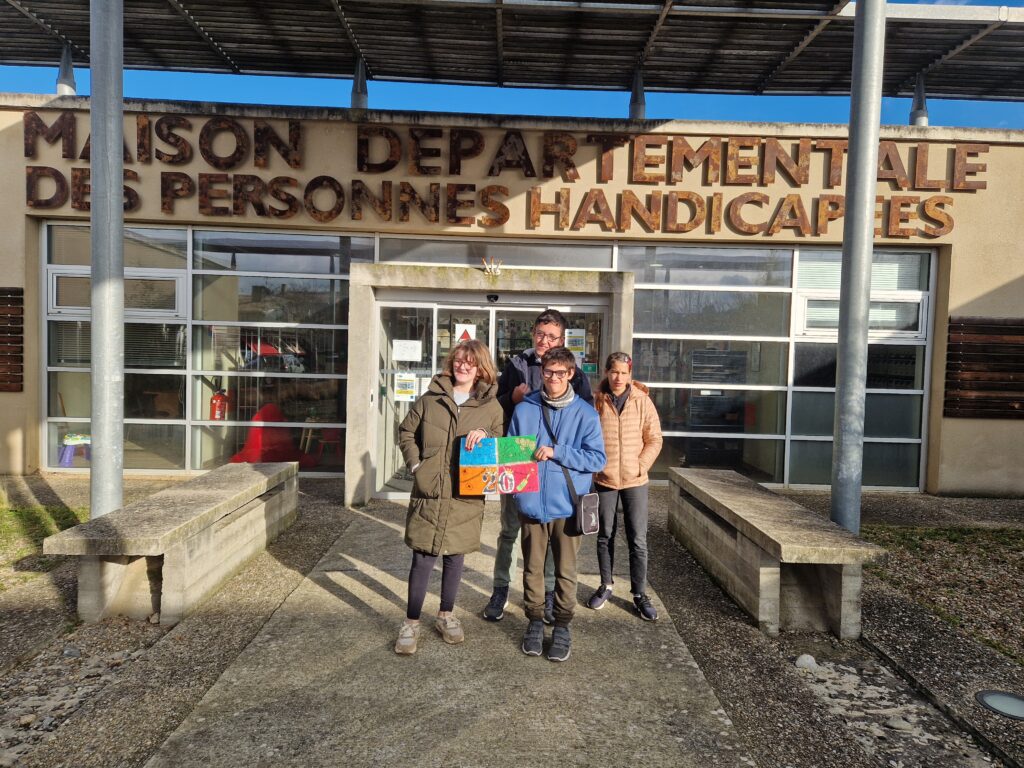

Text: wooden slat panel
xmin=0 ymin=288 xmax=24 ymax=392
xmin=944 ymin=316 xmax=1024 ymax=419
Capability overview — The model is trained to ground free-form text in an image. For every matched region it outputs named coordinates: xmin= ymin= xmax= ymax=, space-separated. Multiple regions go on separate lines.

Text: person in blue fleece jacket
xmin=508 ymin=346 xmax=606 ymax=662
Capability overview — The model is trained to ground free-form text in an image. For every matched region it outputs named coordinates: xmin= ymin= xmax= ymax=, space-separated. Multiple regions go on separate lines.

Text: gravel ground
xmin=0 ymin=478 xmax=351 ymax=768
xmin=0 ymin=479 xmax=1020 ymax=768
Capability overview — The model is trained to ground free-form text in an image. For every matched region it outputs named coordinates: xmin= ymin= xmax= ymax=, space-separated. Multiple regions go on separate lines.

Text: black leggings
xmin=406 ymin=551 xmax=465 ymax=620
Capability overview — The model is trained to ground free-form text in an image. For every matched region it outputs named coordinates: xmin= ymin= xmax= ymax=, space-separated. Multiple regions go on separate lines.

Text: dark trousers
xmin=406 ymin=551 xmax=465 ymax=620
xmin=520 ymin=516 xmax=581 ymax=627
xmin=595 ymin=484 xmax=650 ymax=595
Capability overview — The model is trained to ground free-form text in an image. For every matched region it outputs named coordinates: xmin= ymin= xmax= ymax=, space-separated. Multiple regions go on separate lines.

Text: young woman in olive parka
xmin=394 ymin=339 xmax=504 ymax=655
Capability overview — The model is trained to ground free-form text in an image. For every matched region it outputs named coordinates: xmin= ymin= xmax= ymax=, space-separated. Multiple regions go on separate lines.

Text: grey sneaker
xmin=587 ymin=584 xmax=612 ymax=610
xmin=394 ymin=621 xmax=420 ymax=655
xmin=547 ymin=626 xmax=571 ymax=662
xmin=633 ymin=593 xmax=658 ymax=621
xmin=521 ymin=620 xmax=545 ymax=656
xmin=542 ymin=590 xmax=555 ymax=625
xmin=434 ymin=614 xmax=465 ymax=644
xmin=483 ymin=586 xmax=509 ymax=622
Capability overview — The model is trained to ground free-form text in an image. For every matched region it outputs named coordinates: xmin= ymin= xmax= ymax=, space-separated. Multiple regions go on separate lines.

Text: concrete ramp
xmin=146 ymin=501 xmax=754 ymax=768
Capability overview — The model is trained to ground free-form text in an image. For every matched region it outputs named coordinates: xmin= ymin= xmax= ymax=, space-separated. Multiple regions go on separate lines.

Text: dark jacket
xmin=496 ymin=347 xmax=594 ymax=428
xmin=398 ymin=374 xmax=503 ymax=556
xmin=508 ymin=392 xmax=606 ymax=523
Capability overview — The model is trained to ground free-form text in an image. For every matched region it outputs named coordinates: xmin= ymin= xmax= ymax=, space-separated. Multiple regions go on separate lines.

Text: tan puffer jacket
xmin=594 ymin=380 xmax=663 ymax=490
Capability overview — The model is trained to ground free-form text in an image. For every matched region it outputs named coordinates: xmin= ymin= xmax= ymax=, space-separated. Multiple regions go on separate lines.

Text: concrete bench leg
xmin=820 ymin=564 xmax=863 ymax=640
xmin=77 ymin=555 xmax=162 ymax=623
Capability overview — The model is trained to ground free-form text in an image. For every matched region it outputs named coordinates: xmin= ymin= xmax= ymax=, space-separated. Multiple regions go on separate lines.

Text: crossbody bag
xmin=541 ymin=404 xmax=599 ymax=536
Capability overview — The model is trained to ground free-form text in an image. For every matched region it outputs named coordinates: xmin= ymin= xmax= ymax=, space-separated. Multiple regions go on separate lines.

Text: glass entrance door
xmin=374 ymin=300 xmax=606 ymax=497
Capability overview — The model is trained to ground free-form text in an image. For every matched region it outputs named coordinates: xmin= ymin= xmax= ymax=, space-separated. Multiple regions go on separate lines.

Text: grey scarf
xmin=541 ymin=387 xmax=575 ymax=410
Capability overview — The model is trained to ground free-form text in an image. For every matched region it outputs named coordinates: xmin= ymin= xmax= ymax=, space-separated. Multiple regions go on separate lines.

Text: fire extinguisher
xmin=210 ymin=389 xmax=229 ymax=421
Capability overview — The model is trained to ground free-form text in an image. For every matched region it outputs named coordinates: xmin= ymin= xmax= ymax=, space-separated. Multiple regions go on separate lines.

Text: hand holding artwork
xmin=464 ymin=429 xmax=487 ymax=451
xmin=534 ymin=445 xmax=554 ymax=462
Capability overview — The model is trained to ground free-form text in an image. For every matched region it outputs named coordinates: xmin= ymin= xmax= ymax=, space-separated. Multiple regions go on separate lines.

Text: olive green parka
xmin=398 ymin=373 xmax=503 ymax=556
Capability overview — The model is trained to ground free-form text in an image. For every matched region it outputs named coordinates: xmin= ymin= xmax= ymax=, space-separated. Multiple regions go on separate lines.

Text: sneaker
xmin=394 ymin=621 xmax=420 ymax=655
xmin=521 ymin=620 xmax=545 ymax=656
xmin=542 ymin=590 xmax=555 ymax=625
xmin=435 ymin=614 xmax=465 ymax=644
xmin=587 ymin=584 xmax=613 ymax=610
xmin=633 ymin=593 xmax=658 ymax=622
xmin=547 ymin=626 xmax=571 ymax=662
xmin=483 ymin=586 xmax=509 ymax=622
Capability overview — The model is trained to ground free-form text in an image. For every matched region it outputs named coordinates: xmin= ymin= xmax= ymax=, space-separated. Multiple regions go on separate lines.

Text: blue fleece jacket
xmin=508 ymin=392 xmax=606 ymax=523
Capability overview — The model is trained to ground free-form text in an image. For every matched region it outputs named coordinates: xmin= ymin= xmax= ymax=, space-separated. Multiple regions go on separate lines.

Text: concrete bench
xmin=667 ymin=468 xmax=886 ymax=640
xmin=43 ymin=462 xmax=299 ymax=627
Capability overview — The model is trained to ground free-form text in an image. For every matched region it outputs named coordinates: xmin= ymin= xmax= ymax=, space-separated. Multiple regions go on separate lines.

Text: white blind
xmin=798 ymin=251 xmax=925 ymax=291
xmin=806 ymin=301 xmax=919 ymax=331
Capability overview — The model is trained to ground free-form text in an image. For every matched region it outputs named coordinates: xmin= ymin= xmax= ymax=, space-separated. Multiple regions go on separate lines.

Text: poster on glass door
xmin=565 ymin=328 xmax=586 ymax=366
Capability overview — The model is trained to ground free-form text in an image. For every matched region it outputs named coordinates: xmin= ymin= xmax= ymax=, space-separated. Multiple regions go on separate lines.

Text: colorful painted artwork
xmin=459 ymin=436 xmax=539 ymax=495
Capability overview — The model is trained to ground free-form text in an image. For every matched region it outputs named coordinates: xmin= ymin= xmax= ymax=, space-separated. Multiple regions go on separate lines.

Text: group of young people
xmin=395 ymin=309 xmax=663 ymax=662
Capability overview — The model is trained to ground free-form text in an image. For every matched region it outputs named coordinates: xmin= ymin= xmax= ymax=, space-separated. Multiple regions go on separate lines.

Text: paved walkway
xmin=145 ymin=502 xmax=754 ymax=768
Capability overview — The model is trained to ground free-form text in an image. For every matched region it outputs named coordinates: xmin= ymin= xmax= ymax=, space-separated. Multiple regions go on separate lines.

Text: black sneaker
xmin=521 ymin=620 xmax=545 ymax=656
xmin=633 ymin=593 xmax=658 ymax=622
xmin=587 ymin=584 xmax=612 ymax=610
xmin=483 ymin=586 xmax=509 ymax=622
xmin=547 ymin=626 xmax=571 ymax=662
xmin=542 ymin=590 xmax=555 ymax=625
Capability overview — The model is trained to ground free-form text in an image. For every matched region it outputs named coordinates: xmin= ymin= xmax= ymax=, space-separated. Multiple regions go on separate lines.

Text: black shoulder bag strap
xmin=541 ymin=404 xmax=581 ymax=509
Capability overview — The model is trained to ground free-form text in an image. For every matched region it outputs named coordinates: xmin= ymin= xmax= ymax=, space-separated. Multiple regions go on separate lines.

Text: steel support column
xmin=831 ymin=0 xmax=886 ymax=534
xmin=89 ymin=0 xmax=125 ymax=518
xmin=56 ymin=44 xmax=76 ymax=95
xmin=351 ymin=56 xmax=368 ymax=109
xmin=910 ymin=73 xmax=928 ymax=126
xmin=629 ymin=68 xmax=645 ymax=120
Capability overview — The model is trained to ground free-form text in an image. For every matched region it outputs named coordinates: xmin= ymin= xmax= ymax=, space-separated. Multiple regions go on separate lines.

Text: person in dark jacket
xmin=483 ymin=309 xmax=594 ymax=624
xmin=395 ymin=340 xmax=503 ymax=655
xmin=509 ymin=347 xmax=606 ymax=662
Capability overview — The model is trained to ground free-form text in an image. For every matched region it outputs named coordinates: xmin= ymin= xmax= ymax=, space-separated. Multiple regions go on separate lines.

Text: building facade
xmin=2 ymin=94 xmax=1021 ymax=503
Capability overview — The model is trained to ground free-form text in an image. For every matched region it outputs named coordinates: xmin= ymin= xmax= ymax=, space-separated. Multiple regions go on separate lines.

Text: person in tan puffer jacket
xmin=587 ymin=352 xmax=663 ymax=621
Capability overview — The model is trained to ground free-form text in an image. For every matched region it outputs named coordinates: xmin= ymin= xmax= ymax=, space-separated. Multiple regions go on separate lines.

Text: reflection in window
xmin=380 ymin=238 xmax=612 ymax=269
xmin=620 ymin=245 xmax=792 ymax=287
xmin=193 ymin=275 xmax=348 ymax=324
xmin=648 ymin=388 xmax=786 ymax=434
xmin=192 ymin=424 xmax=344 ymax=472
xmin=789 ymin=441 xmax=920 ymax=486
xmin=635 ymin=290 xmax=790 ymax=336
xmin=632 ymin=339 xmax=788 ymax=386
xmin=793 ymin=343 xmax=925 ymax=389
xmin=193 ymin=326 xmax=347 ymax=375
xmin=806 ymin=300 xmax=919 ymax=332
xmin=194 ymin=231 xmax=372 ymax=275
xmin=193 ymin=376 xmax=345 ymax=424
xmin=49 ymin=225 xmax=187 ymax=269
xmin=650 ymin=436 xmax=784 ymax=483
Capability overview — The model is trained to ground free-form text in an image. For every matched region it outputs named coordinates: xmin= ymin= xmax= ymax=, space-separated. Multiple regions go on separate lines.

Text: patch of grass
xmin=0 ymin=502 xmax=88 ymax=589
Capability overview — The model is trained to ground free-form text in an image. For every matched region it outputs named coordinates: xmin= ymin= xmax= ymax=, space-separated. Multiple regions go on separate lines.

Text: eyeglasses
xmin=533 ymin=331 xmax=564 ymax=344
xmin=542 ymin=369 xmax=570 ymax=380
xmin=452 ymin=359 xmax=477 ymax=370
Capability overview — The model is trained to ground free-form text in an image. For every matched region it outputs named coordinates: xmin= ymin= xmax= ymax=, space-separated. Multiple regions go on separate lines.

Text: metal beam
xmin=165 ymin=0 xmax=242 ymax=74
xmin=4 ymin=0 xmax=87 ymax=59
xmin=329 ymin=0 xmax=375 ymax=79
xmin=757 ymin=0 xmax=850 ymax=93
xmin=348 ymin=0 xmax=838 ymax=21
xmin=896 ymin=12 xmax=1006 ymax=95
xmin=89 ymin=0 xmax=125 ymax=518
xmin=831 ymin=0 xmax=886 ymax=536
xmin=638 ymin=0 xmax=674 ymax=66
